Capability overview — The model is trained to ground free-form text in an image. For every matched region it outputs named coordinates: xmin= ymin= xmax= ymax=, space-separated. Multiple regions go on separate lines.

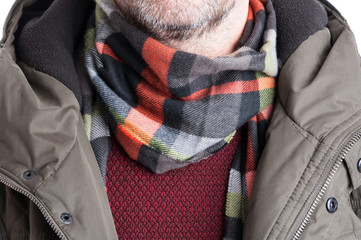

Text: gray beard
xmin=115 ymin=0 xmax=236 ymax=42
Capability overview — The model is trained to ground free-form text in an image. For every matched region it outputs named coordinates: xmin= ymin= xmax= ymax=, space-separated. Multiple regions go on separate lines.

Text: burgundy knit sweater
xmin=106 ymin=131 xmax=241 ymax=239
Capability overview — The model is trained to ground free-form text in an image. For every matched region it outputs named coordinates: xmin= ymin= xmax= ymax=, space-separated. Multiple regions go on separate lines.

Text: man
xmin=0 ymin=0 xmax=361 ymax=239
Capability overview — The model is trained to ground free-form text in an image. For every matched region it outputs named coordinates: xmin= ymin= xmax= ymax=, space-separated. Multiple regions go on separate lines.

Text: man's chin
xmin=114 ymin=0 xmax=235 ymax=41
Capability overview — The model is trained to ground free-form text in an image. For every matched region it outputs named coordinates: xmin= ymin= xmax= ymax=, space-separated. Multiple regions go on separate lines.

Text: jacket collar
xmin=4 ymin=0 xmax=328 ymax=102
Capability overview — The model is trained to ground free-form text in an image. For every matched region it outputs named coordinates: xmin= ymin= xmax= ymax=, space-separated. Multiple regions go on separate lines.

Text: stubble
xmin=114 ymin=0 xmax=237 ymax=42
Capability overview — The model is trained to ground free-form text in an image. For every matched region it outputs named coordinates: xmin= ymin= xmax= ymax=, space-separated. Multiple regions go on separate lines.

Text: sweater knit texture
xmin=106 ymin=130 xmax=241 ymax=239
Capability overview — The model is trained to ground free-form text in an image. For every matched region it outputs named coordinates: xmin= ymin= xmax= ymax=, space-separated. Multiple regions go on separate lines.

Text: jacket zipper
xmin=291 ymin=129 xmax=361 ymax=240
xmin=0 ymin=176 xmax=67 ymax=240
xmin=289 ymin=2 xmax=351 ymax=239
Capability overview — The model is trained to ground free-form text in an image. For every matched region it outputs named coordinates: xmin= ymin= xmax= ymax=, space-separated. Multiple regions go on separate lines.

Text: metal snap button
xmin=60 ymin=213 xmax=73 ymax=224
xmin=326 ymin=197 xmax=338 ymax=213
xmin=357 ymin=158 xmax=361 ymax=173
xmin=22 ymin=170 xmax=36 ymax=180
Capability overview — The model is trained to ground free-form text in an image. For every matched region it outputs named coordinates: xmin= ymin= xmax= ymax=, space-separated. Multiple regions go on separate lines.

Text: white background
xmin=0 ymin=0 xmax=360 ymax=51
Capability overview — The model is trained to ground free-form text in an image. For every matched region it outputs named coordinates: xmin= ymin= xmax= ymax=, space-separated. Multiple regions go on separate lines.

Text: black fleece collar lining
xmin=14 ymin=0 xmax=328 ymax=105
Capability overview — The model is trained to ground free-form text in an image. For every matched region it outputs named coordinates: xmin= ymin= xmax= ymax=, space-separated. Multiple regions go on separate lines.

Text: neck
xmin=162 ymin=0 xmax=249 ymax=58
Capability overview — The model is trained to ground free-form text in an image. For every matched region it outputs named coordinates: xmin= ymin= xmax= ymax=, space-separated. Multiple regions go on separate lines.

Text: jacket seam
xmin=32 ymin=143 xmax=76 ymax=239
xmin=278 ymin=108 xmax=361 ymax=239
xmin=289 ymin=120 xmax=319 ymax=148
xmin=319 ymin=161 xmax=350 ymax=240
xmin=268 ymin=103 xmax=361 ymax=239
xmin=277 ymin=100 xmax=332 ymax=149
xmin=266 ymin=103 xmax=327 ymax=239
xmin=284 ymin=110 xmax=361 ymax=239
xmin=327 ymin=109 xmax=361 ymax=152
xmin=33 ymin=139 xmax=77 ymax=194
xmin=278 ymin=100 xmax=334 ymax=152
xmin=286 ymin=151 xmax=336 ymax=240
xmin=273 ymin=136 xmax=331 ymax=240
xmin=0 ymin=168 xmax=68 ymax=239
xmin=0 ymin=45 xmax=80 ymax=194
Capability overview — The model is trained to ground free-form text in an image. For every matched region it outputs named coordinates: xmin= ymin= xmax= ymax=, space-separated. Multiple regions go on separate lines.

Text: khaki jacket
xmin=1 ymin=0 xmax=361 ymax=239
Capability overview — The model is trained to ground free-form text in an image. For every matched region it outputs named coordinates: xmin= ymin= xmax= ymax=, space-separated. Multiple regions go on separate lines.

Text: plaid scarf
xmin=83 ymin=0 xmax=277 ymax=238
